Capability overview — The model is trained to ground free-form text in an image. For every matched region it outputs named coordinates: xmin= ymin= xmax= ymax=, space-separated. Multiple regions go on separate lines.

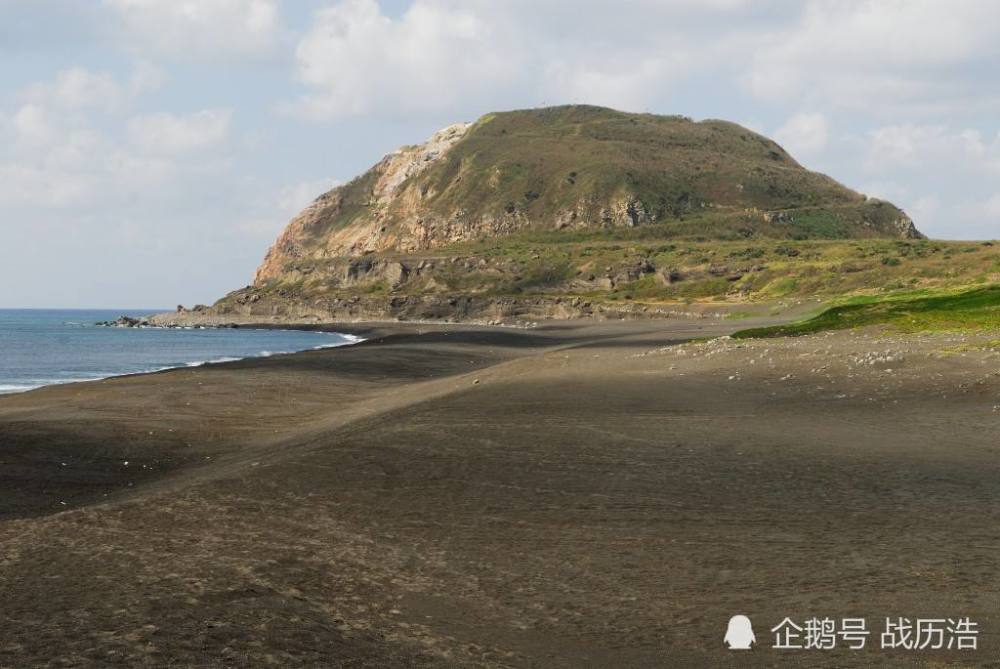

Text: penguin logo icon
xmin=724 ymin=615 xmax=756 ymax=650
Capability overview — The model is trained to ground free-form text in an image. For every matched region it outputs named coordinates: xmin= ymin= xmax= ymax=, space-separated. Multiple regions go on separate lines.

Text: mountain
xmin=255 ymin=105 xmax=919 ymax=286
xmin=168 ymin=105 xmax=932 ymax=325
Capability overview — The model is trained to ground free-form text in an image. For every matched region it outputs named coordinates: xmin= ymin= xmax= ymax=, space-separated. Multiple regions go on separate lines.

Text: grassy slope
xmin=279 ymin=105 xmax=914 ymax=261
xmin=413 ymin=106 xmax=856 ymax=217
xmin=234 ymin=237 xmax=999 ymax=313
xmin=408 ymin=237 xmax=999 ymax=300
xmin=400 ymin=106 xmax=908 ymax=237
xmin=733 ymin=286 xmax=1000 ymax=338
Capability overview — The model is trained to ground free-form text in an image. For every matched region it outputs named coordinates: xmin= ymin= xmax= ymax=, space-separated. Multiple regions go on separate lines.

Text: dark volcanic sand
xmin=1 ymin=318 xmax=999 ymax=667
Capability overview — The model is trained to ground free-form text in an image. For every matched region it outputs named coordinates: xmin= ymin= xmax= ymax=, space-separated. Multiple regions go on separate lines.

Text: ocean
xmin=0 ymin=309 xmax=360 ymax=395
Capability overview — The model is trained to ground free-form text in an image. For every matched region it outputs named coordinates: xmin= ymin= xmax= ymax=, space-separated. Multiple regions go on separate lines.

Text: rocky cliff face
xmin=255 ymin=122 xmax=471 ymax=284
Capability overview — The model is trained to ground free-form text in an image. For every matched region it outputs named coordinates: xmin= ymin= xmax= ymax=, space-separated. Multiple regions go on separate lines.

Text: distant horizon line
xmin=0 ymin=307 xmax=171 ymax=312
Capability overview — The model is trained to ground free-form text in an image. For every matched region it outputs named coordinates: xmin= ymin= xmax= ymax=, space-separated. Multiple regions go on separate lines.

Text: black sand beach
xmin=1 ymin=318 xmax=999 ymax=667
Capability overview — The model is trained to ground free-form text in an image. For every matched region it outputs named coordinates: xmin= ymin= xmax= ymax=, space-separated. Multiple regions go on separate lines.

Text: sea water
xmin=0 ymin=309 xmax=361 ymax=395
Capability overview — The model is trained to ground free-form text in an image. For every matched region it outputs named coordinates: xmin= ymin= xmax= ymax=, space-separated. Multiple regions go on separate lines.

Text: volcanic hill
xmin=179 ymin=105 xmax=936 ymax=324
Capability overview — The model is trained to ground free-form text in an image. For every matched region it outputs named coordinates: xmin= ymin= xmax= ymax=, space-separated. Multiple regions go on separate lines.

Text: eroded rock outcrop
xmin=254 ymin=123 xmax=471 ymax=285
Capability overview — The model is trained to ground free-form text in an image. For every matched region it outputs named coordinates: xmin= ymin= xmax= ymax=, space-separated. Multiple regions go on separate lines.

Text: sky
xmin=1 ymin=0 xmax=999 ymax=308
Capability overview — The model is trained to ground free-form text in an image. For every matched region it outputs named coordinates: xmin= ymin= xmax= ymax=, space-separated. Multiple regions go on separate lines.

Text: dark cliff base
xmin=1 ymin=319 xmax=999 ymax=667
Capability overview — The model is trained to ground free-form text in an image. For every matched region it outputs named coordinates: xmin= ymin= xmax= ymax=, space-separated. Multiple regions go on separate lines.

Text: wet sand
xmin=1 ymin=318 xmax=999 ymax=667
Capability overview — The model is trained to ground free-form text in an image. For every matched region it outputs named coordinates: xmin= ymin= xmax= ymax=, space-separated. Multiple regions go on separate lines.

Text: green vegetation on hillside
xmin=443 ymin=236 xmax=997 ymax=299
xmin=228 ymin=237 xmax=999 ymax=311
xmin=417 ymin=106 xmax=852 ymax=217
xmin=235 ymin=105 xmax=998 ymax=325
xmin=733 ymin=285 xmax=1000 ymax=338
xmin=399 ymin=105 xmax=912 ymax=239
xmin=264 ymin=105 xmax=921 ymax=282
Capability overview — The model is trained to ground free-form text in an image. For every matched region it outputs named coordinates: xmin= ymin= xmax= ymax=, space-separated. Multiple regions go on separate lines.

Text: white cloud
xmin=0 ymin=163 xmax=93 ymax=207
xmin=543 ymin=58 xmax=677 ymax=112
xmin=104 ymin=0 xmax=284 ymax=59
xmin=10 ymin=104 xmax=55 ymax=146
xmin=128 ymin=110 xmax=232 ymax=154
xmin=850 ymin=123 xmax=1000 ymax=239
xmin=0 ymin=114 xmax=177 ymax=209
xmin=746 ymin=1 xmax=1000 ymax=115
xmin=980 ymin=195 xmax=1000 ymax=218
xmin=946 ymin=196 xmax=1000 ymax=240
xmin=128 ymin=61 xmax=168 ymax=96
xmin=910 ymin=195 xmax=942 ymax=223
xmin=286 ymin=0 xmax=514 ymax=120
xmin=283 ymin=0 xmax=769 ymax=121
xmin=281 ymin=0 xmax=1000 ymax=123
xmin=0 ymin=69 xmax=229 ymax=211
xmin=864 ymin=124 xmax=1000 ymax=173
xmin=0 ymin=63 xmax=270 ymax=306
xmin=774 ymin=112 xmax=829 ymax=156
xmin=19 ymin=64 xmax=165 ymax=114
xmin=21 ymin=68 xmax=127 ymax=111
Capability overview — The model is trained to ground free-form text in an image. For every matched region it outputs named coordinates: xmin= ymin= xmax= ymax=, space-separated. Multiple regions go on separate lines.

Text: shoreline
xmin=0 ymin=325 xmax=365 ymax=397
xmin=2 ymin=310 xmax=661 ymax=398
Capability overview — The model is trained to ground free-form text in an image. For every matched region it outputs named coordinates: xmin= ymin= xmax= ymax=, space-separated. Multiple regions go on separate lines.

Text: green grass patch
xmin=734 ymin=286 xmax=1000 ymax=338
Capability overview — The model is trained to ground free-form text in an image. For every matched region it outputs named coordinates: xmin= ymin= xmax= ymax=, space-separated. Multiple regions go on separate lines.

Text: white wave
xmin=0 ymin=384 xmax=40 ymax=394
xmin=185 ymin=356 xmax=242 ymax=367
xmin=314 ymin=334 xmax=366 ymax=349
